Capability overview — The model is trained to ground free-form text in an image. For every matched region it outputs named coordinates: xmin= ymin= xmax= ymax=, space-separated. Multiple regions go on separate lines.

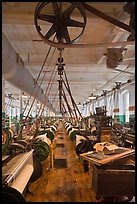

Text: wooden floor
xmin=25 ymin=121 xmax=97 ymax=202
xmin=25 ymin=121 xmax=135 ymax=202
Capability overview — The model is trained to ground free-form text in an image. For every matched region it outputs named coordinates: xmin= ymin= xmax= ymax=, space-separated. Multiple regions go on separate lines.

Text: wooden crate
xmin=92 ymin=164 xmax=135 ymax=197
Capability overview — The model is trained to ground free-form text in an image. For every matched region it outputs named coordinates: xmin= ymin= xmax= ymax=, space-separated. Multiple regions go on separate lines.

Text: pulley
xmin=57 ymin=64 xmax=65 ymax=75
xmin=57 ymin=57 xmax=64 ymax=63
xmin=34 ymin=2 xmax=87 ymax=45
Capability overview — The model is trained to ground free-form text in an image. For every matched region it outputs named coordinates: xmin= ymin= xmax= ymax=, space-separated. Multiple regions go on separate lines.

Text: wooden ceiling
xmin=2 ymin=2 xmax=135 ymax=113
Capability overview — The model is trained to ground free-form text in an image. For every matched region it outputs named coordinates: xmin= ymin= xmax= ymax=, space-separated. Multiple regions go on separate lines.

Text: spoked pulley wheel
xmin=34 ymin=2 xmax=87 ymax=46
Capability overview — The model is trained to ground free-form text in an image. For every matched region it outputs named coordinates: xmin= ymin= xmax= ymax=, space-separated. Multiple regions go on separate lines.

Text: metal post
xmin=9 ymin=106 xmax=12 ymax=128
xmin=19 ymin=90 xmax=23 ymax=121
xmin=2 ymin=78 xmax=5 ymax=119
xmin=114 ymin=82 xmax=121 ymax=121
xmin=50 ymin=141 xmax=54 ymax=169
xmin=103 ymin=90 xmax=107 ymax=108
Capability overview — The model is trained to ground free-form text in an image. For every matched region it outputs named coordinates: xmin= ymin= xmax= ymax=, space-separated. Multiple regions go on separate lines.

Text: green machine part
xmin=2 ymin=128 xmax=11 ymax=155
xmin=69 ymin=130 xmax=76 ymax=142
xmin=33 ymin=139 xmax=50 ymax=161
xmin=46 ymin=130 xmax=55 ymax=141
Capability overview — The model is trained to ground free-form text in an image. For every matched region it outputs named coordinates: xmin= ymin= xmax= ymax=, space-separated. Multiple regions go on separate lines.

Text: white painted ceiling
xmin=2 ymin=2 xmax=135 ymax=114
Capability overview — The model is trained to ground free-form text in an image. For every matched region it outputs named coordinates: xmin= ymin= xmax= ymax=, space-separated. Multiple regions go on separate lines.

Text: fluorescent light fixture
xmin=88 ymin=93 xmax=96 ymax=100
xmin=22 ymin=94 xmax=28 ymax=98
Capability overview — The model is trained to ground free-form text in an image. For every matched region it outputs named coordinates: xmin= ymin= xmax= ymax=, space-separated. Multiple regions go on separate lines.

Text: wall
xmin=84 ymin=82 xmax=135 ymax=123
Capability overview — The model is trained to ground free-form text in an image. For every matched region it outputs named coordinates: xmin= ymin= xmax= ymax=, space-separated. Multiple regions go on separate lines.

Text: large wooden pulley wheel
xmin=34 ymin=2 xmax=87 ymax=46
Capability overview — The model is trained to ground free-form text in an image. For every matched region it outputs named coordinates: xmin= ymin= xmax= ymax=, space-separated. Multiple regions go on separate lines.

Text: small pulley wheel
xmin=34 ymin=2 xmax=87 ymax=46
xmin=57 ymin=57 xmax=64 ymax=63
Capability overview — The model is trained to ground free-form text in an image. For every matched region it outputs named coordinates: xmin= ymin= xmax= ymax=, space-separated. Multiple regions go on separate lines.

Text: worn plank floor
xmin=25 ymin=121 xmax=96 ymax=202
xmin=25 ymin=121 xmax=135 ymax=202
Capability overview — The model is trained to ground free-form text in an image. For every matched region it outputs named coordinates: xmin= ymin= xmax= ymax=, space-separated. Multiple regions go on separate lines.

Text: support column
xmin=35 ymin=102 xmax=37 ymax=117
xmin=102 ymin=90 xmax=107 ymax=115
xmin=43 ymin=107 xmax=46 ymax=117
xmin=19 ymin=90 xmax=23 ymax=121
xmin=88 ymin=102 xmax=90 ymax=116
xmin=103 ymin=90 xmax=107 ymax=108
xmin=128 ymin=83 xmax=135 ymax=118
xmin=92 ymin=102 xmax=95 ymax=114
xmin=96 ymin=97 xmax=99 ymax=107
xmin=46 ymin=108 xmax=49 ymax=117
xmin=9 ymin=106 xmax=13 ymax=128
xmin=15 ymin=106 xmax=18 ymax=117
xmin=85 ymin=103 xmax=88 ymax=116
xmin=114 ymin=82 xmax=121 ymax=122
xmin=2 ymin=78 xmax=5 ymax=119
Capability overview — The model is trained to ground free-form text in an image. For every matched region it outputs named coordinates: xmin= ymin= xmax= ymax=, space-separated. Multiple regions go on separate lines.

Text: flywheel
xmin=34 ymin=2 xmax=87 ymax=46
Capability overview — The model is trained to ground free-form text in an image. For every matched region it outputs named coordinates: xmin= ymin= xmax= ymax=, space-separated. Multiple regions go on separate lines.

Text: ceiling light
xmin=115 ymin=82 xmax=121 ymax=89
xmin=37 ymin=101 xmax=41 ymax=106
xmin=22 ymin=94 xmax=28 ymax=98
xmin=88 ymin=93 xmax=96 ymax=100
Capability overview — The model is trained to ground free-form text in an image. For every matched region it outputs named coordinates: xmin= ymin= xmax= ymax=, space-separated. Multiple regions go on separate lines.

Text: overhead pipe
xmin=2 ymin=32 xmax=56 ymax=114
